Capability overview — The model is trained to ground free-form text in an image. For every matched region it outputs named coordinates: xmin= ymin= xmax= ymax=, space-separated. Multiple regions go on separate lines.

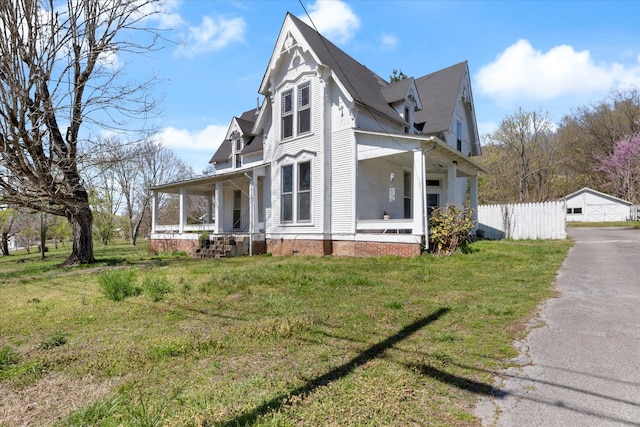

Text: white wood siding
xmin=357 ymin=158 xmax=408 ymax=220
xmin=330 ymin=128 xmax=356 ymax=233
xmin=566 ymin=191 xmax=631 ymax=222
xmin=356 ymin=109 xmax=403 ymax=133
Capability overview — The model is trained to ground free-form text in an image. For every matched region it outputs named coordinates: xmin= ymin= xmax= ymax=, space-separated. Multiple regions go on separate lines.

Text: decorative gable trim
xmin=277 ymin=149 xmax=317 ymax=164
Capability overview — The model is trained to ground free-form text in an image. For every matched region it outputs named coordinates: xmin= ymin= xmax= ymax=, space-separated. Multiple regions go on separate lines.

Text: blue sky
xmin=137 ymin=0 xmax=640 ymax=174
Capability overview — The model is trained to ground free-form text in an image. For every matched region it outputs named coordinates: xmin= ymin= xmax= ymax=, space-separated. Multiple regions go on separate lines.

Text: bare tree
xmin=92 ymin=137 xmax=193 ymax=246
xmin=481 ymin=108 xmax=560 ymax=203
xmin=0 ymin=0 xmax=161 ymax=266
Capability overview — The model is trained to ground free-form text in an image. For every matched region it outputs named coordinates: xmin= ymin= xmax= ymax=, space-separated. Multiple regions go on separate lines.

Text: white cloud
xmin=476 ymin=39 xmax=640 ymax=102
xmin=175 ymin=15 xmax=246 ymax=57
xmin=380 ymin=34 xmax=398 ymax=51
xmin=158 ymin=124 xmax=228 ymax=153
xmin=300 ymin=0 xmax=360 ymax=44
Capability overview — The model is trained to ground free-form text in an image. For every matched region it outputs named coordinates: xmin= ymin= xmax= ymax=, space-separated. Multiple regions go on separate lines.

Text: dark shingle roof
xmin=209 ymin=139 xmax=231 ymax=163
xmin=288 ymin=13 xmax=402 ymax=125
xmin=380 ymin=77 xmax=414 ymax=105
xmin=414 ymin=61 xmax=467 ymax=136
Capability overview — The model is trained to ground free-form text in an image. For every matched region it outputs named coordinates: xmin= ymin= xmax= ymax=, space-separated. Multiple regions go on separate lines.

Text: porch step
xmin=191 ymin=235 xmax=246 ymax=259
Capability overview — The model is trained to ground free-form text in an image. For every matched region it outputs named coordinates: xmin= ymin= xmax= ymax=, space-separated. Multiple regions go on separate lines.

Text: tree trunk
xmin=1 ymin=232 xmax=9 ymax=256
xmin=40 ymin=213 xmax=46 ymax=259
xmin=63 ymin=205 xmax=96 ymax=266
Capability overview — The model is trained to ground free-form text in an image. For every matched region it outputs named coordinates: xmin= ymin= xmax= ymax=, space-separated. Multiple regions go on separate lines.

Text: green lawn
xmin=567 ymin=220 xmax=640 ymax=228
xmin=0 ymin=239 xmax=571 ymax=426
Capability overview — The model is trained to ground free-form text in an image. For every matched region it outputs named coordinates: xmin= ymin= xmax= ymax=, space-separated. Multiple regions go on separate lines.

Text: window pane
xmin=299 ymin=162 xmax=310 ymax=191
xmin=282 ymin=91 xmax=292 ymax=113
xmin=299 ymin=84 xmax=310 ymax=107
xmin=298 ymin=192 xmax=310 ymax=221
xmin=282 ymin=165 xmax=293 ymax=193
xmin=298 ymin=108 xmax=310 ymax=134
xmin=282 ymin=194 xmax=293 ymax=222
xmin=282 ymin=115 xmax=293 ymax=138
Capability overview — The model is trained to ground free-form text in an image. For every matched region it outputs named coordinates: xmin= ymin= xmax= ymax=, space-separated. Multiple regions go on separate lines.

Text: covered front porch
xmin=150 ymin=166 xmax=268 ymax=256
xmin=355 ymin=130 xmax=486 ymax=237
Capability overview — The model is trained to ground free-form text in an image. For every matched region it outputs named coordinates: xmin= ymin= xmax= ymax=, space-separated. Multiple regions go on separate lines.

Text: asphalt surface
xmin=475 ymin=227 xmax=640 ymax=426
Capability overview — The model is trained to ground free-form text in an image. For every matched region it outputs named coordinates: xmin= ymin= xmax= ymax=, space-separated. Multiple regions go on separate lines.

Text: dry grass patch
xmin=0 ymin=373 xmax=119 ymax=427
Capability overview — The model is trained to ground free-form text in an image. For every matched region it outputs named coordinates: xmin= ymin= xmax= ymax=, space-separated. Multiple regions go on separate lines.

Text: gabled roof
xmin=279 ymin=13 xmax=404 ymax=125
xmin=564 ymin=187 xmax=633 ymax=205
xmin=380 ymin=77 xmax=423 ymax=113
xmin=209 ymin=108 xmax=262 ymax=164
xmin=380 ymin=77 xmax=414 ymax=104
xmin=414 ymin=61 xmax=468 ymax=135
xmin=209 ymin=139 xmax=231 ymax=164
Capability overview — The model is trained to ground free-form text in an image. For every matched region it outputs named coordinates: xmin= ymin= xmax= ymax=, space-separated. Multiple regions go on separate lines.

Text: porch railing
xmin=356 ymin=218 xmax=414 ymax=233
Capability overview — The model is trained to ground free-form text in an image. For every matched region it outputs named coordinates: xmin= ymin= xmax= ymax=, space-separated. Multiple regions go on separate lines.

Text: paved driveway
xmin=475 ymin=227 xmax=640 ymax=426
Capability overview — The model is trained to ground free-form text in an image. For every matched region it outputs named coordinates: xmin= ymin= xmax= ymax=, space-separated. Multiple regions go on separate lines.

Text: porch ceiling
xmin=355 ymin=129 xmax=489 ymax=177
xmin=151 ymin=169 xmax=252 ymax=195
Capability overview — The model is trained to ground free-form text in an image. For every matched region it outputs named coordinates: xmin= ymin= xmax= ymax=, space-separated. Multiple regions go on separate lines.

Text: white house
xmin=564 ymin=187 xmax=633 ymax=222
xmin=150 ymin=13 xmax=487 ymax=257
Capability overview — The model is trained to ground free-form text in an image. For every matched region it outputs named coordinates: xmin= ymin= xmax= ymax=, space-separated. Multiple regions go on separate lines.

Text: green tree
xmin=557 ymin=88 xmax=640 ymax=193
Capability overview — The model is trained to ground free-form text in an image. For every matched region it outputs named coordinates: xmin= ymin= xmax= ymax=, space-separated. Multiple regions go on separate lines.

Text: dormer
xmin=209 ymin=108 xmax=262 ymax=172
xmin=380 ymin=77 xmax=422 ymax=134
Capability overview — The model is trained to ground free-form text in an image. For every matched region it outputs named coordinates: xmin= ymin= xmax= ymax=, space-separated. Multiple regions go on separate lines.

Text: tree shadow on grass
xmin=218 ymin=307 xmax=450 ymax=426
xmin=405 ymin=362 xmax=503 ymax=397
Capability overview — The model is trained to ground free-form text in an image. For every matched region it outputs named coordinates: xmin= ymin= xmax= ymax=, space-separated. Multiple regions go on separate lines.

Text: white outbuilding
xmin=564 ymin=187 xmax=633 ymax=222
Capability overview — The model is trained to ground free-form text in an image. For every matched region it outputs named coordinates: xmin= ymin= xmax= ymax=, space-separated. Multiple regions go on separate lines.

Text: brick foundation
xmin=266 ymin=239 xmax=332 ymax=256
xmin=266 ymin=238 xmax=421 ymax=257
xmin=150 ymin=238 xmax=199 ymax=254
xmin=331 ymin=240 xmax=422 ymax=257
xmin=151 ymin=237 xmax=422 ymax=258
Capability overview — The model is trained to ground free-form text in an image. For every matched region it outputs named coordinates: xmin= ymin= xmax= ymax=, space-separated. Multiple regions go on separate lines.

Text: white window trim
xmin=279 ymin=80 xmax=313 ymax=141
xmin=279 ymin=159 xmax=313 ymax=225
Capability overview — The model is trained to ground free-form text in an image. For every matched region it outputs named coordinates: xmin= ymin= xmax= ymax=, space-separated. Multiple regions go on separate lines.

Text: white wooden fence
xmin=477 ymin=201 xmax=567 ymax=240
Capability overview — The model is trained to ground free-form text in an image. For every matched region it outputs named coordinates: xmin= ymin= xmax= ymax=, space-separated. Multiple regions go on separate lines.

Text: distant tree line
xmin=479 ymin=88 xmax=640 ymax=205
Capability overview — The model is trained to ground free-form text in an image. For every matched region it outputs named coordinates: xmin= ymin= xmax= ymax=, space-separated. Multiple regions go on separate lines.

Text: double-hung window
xmin=281 ymin=83 xmax=311 ymax=140
xmin=281 ymin=165 xmax=293 ymax=222
xmin=297 ymin=161 xmax=311 ymax=221
xmin=280 ymin=161 xmax=312 ymax=223
xmin=282 ymin=90 xmax=293 ymax=139
xmin=298 ymin=84 xmax=310 ymax=134
xmin=456 ymin=120 xmax=463 ymax=152
xmin=233 ymin=132 xmax=243 ymax=168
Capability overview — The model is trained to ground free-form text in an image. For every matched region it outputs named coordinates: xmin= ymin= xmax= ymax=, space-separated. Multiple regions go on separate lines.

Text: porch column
xmin=214 ymin=182 xmax=222 ymax=233
xmin=470 ymin=174 xmax=479 ymax=223
xmin=447 ymin=161 xmax=458 ymax=206
xmin=206 ymin=194 xmax=213 ymax=226
xmin=179 ymin=187 xmax=186 ymax=233
xmin=248 ymin=173 xmax=256 ymax=256
xmin=151 ymin=190 xmax=158 ymax=233
xmin=412 ymin=150 xmax=425 ymax=236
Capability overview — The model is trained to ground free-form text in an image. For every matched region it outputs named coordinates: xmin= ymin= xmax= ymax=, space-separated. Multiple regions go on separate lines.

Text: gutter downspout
xmin=244 ymin=173 xmax=254 ymax=256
